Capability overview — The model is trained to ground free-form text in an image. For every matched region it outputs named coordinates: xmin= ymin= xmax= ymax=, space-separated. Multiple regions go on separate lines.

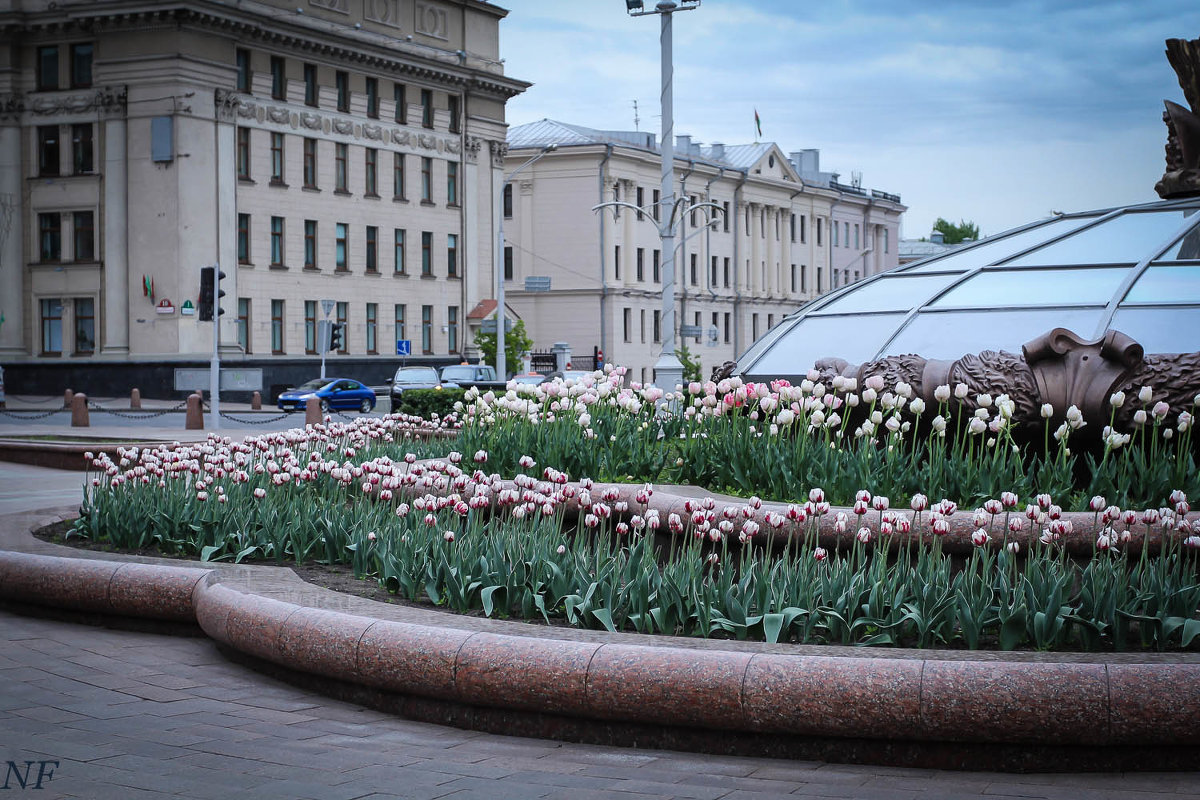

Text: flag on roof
xmin=754 ymin=109 xmax=762 ymax=139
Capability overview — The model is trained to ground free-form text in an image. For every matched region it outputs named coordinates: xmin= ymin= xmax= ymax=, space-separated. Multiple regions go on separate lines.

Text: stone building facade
xmin=0 ymin=0 xmax=527 ymax=397
xmin=501 ymin=121 xmax=906 ymax=384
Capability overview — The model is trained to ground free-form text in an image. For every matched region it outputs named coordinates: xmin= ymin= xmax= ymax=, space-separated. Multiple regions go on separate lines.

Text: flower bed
xmin=69 ymin=374 xmax=1200 ymax=652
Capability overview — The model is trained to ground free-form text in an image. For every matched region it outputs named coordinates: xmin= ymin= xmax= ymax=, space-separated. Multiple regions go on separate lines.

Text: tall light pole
xmin=627 ymin=0 xmax=699 ymax=392
xmin=495 ymin=143 xmax=556 ymax=379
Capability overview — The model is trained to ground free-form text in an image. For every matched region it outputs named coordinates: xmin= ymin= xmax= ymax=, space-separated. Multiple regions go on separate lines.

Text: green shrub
xmin=396 ymin=387 xmax=464 ymax=419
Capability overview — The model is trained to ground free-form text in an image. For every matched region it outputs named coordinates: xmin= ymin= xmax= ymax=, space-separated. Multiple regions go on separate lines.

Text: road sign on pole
xmin=396 ymin=340 xmax=411 ymax=356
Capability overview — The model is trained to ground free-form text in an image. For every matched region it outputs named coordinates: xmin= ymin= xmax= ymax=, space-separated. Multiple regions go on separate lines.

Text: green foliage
xmin=676 ymin=343 xmax=702 ymax=385
xmin=395 ymin=387 xmax=464 ymax=419
xmin=473 ymin=319 xmax=534 ymax=378
xmin=932 ymin=217 xmax=981 ymax=244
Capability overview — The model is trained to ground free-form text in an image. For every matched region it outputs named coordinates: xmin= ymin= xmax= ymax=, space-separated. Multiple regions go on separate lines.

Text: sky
xmin=494 ymin=0 xmax=1200 ymax=239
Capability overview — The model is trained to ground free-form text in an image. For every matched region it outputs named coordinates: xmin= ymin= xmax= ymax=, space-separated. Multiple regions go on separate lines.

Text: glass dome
xmin=737 ymin=198 xmax=1200 ymax=382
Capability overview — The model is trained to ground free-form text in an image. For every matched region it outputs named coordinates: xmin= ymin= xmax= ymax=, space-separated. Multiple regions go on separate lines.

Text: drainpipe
xmin=731 ymin=168 xmax=749 ymax=357
xmin=677 ymin=158 xmax=695 ymax=348
xmin=598 ymin=143 xmax=613 ymax=368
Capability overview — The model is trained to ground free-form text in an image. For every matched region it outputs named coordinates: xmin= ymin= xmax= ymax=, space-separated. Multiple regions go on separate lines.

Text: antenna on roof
xmin=632 ymin=99 xmax=640 ymax=131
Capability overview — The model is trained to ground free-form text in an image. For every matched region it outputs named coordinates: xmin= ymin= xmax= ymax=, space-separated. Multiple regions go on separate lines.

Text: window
xmin=270 ymin=132 xmax=285 ymax=183
xmin=237 ymin=298 xmax=250 ymax=353
xmin=613 ymin=182 xmax=621 ymax=218
xmin=723 ymin=257 xmax=730 ymax=287
xmin=270 ymin=216 xmax=284 ymax=265
xmin=652 ymin=190 xmax=660 ymax=222
xmin=237 ymin=214 xmax=250 ymax=263
xmin=816 ymin=266 xmax=823 ymax=292
xmin=447 ymin=306 xmax=459 ymax=352
xmin=335 ymin=143 xmax=348 ymax=191
xmin=303 ymin=138 xmax=317 ymax=187
xmin=40 ymin=299 xmax=62 ymax=355
xmin=636 ymin=187 xmax=644 ymax=220
xmin=365 ymin=226 xmax=378 ymax=272
xmin=236 ymin=49 xmax=251 ymax=92
xmin=503 ymin=184 xmax=513 ymax=218
xmin=271 ymin=300 xmax=285 ymax=354
xmin=883 ymin=228 xmax=890 ymax=254
xmin=832 ymin=220 xmax=839 ymax=247
xmin=393 ymin=229 xmax=406 ymax=274
xmin=768 ymin=313 xmax=774 ymax=329
xmin=335 ymin=223 xmax=348 ymax=270
xmin=394 ymin=304 xmax=406 ymax=343
xmin=420 ymin=157 xmax=432 ymax=202
xmin=752 ymin=313 xmax=759 ymax=342
xmin=421 ymin=88 xmax=433 ymax=128
xmin=694 ymin=311 xmax=702 ymax=343
xmin=38 ymin=213 xmax=61 ymax=261
xmin=652 ymin=249 xmax=660 ymax=283
xmin=421 ymin=305 xmax=433 ymax=353
xmin=366 ymin=303 xmax=378 ymax=353
xmin=801 ymin=264 xmax=807 ymax=294
xmin=37 ymin=126 xmax=59 ymax=176
xmin=845 ymin=222 xmax=851 ymax=248
xmin=446 ymin=162 xmax=458 ymax=206
xmin=800 ymin=214 xmax=807 ymax=244
xmin=304 ymin=300 xmax=317 ymax=353
xmin=73 ymin=298 xmax=94 ymax=354
xmin=724 ymin=312 xmax=731 ymax=343
xmin=73 ymin=211 xmax=94 ymax=261
xmin=336 ymin=302 xmax=348 ymax=353
xmin=614 ymin=245 xmax=621 ymax=280
xmin=70 ymin=43 xmax=93 ymax=89
xmin=393 ymin=82 xmax=406 ymax=123
xmin=270 ymin=56 xmax=286 ymax=100
xmin=37 ymin=46 xmax=58 ymax=91
xmin=723 ymin=201 xmax=730 ymax=232
xmin=623 ymin=308 xmax=631 ymax=342
xmin=817 ymin=218 xmax=823 ymax=247
xmin=690 ymin=197 xmax=698 ymax=228
xmin=72 ymin=124 xmax=93 ymax=173
xmin=421 ymin=231 xmax=432 ymax=275
xmin=365 ymin=77 xmax=379 ymax=118
xmin=791 ymin=264 xmax=797 ymax=293
xmin=690 ymin=253 xmax=697 ymax=286
xmin=447 ymin=233 xmax=458 ymax=277
xmin=336 ymin=71 xmax=349 ymax=112
xmin=710 ymin=256 xmax=717 ymax=287
xmin=304 ymin=220 xmax=317 ymax=269
xmin=236 ymin=127 xmax=250 ymax=179
xmin=636 ymin=248 xmax=645 ymax=281
xmin=504 ymin=245 xmax=513 ymax=280
xmin=304 ymin=63 xmax=318 ymax=106
xmin=640 ymin=309 xmax=645 ymax=343
xmin=393 ymin=152 xmax=406 ymax=199
xmin=449 ymin=95 xmax=461 ymax=132
xmin=854 ymin=223 xmax=860 ymax=250
xmin=653 ymin=310 xmax=661 ymax=343
xmin=364 ymin=148 xmax=377 ymax=196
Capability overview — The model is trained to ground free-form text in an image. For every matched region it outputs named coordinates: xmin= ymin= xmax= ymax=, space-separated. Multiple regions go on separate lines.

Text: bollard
xmin=70 ymin=393 xmax=89 ymax=427
xmin=251 ymin=390 xmax=262 ymax=410
xmin=130 ymin=388 xmax=141 ymax=409
xmin=64 ymin=388 xmax=74 ymax=409
xmin=305 ymin=396 xmax=322 ymax=427
xmin=185 ymin=393 xmax=204 ymax=430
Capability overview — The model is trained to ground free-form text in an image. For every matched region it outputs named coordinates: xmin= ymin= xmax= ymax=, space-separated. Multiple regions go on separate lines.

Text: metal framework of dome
xmin=737 ymin=197 xmax=1200 ymax=383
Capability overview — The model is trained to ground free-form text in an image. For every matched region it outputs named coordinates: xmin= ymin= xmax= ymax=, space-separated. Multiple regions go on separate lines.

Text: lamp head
xmin=626 ymin=0 xmax=644 ymax=10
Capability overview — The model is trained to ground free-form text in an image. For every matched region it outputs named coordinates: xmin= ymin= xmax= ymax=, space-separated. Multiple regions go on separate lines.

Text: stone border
xmin=2 ymin=509 xmax=1199 ymax=767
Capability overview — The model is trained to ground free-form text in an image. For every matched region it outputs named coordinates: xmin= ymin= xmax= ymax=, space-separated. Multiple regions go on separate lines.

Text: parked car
xmin=509 ymin=372 xmax=547 ymax=386
xmin=277 ymin=378 xmax=376 ymax=413
xmin=389 ymin=366 xmax=442 ymax=405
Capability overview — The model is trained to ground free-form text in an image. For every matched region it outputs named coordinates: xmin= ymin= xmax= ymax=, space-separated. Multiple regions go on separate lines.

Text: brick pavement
xmin=2 ymin=610 xmax=1199 ymax=800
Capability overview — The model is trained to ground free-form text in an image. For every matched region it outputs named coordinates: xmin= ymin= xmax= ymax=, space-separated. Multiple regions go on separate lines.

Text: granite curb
xmin=2 ymin=508 xmax=1199 ymax=760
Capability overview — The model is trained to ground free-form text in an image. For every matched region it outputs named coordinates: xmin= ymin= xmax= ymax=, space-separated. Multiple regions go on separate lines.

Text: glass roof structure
xmin=738 ymin=198 xmax=1200 ymax=382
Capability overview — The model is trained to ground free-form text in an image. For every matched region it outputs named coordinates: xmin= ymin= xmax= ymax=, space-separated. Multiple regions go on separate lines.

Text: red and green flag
xmin=754 ymin=109 xmax=762 ymax=139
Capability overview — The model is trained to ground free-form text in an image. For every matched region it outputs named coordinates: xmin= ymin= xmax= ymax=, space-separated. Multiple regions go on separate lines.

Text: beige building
xmin=0 ymin=0 xmax=527 ymax=396
xmin=502 ymin=121 xmax=906 ymax=384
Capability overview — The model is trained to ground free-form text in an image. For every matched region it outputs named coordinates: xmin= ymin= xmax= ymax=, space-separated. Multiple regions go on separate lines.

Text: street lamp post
xmin=627 ymin=0 xmax=700 ymax=392
xmin=495 ymin=143 xmax=556 ymax=379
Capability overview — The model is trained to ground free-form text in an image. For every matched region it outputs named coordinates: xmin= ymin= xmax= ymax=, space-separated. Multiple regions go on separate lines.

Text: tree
xmin=932 ymin=217 xmax=980 ymax=244
xmin=676 ymin=343 xmax=703 ymax=385
xmin=473 ymin=319 xmax=534 ymax=378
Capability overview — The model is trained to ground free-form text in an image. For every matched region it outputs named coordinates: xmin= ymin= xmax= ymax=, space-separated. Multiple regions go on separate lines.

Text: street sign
xmin=320 ymin=298 xmax=335 ymax=316
xmin=479 ymin=318 xmax=515 ymax=334
xmin=396 ymin=339 xmax=412 ymax=356
xmin=524 ymin=276 xmax=551 ymax=292
xmin=679 ymin=324 xmax=702 ymax=337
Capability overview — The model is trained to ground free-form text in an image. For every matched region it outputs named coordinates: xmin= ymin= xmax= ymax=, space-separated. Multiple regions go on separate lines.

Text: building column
xmin=0 ymin=125 xmax=22 ymax=355
xmin=101 ymin=118 xmax=129 ymax=354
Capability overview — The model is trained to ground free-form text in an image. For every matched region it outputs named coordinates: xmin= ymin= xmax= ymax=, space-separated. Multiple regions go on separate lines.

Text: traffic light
xmin=328 ymin=322 xmax=344 ymax=352
xmin=198 ymin=266 xmax=227 ymax=321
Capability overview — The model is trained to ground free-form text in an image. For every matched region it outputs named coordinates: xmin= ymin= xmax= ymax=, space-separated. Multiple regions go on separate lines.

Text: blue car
xmin=277 ymin=378 xmax=376 ymax=413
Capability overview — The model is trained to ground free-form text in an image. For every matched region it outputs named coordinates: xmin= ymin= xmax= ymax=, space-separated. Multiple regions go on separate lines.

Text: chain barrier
xmin=0 ymin=407 xmax=68 ymax=420
xmin=86 ymin=400 xmax=189 ymax=419
xmin=218 ymin=410 xmax=294 ymax=425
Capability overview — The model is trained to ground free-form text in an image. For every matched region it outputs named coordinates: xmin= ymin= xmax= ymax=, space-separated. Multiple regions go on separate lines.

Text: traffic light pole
xmin=209 ymin=262 xmax=221 ymax=431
